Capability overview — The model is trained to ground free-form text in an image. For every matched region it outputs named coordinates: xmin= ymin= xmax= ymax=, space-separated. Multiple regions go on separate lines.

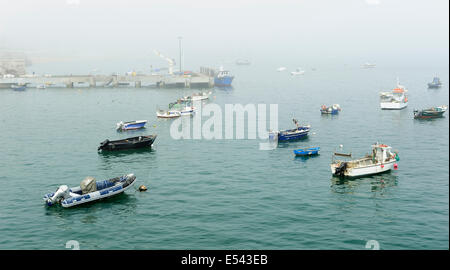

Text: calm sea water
xmin=0 ymin=65 xmax=448 ymax=250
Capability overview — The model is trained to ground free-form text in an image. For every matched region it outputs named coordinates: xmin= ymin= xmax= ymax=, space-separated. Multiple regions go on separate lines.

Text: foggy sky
xmin=0 ymin=0 xmax=448 ymax=73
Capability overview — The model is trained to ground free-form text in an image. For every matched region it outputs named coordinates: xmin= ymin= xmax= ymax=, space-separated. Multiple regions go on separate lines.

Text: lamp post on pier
xmin=178 ymin=36 xmax=183 ymax=73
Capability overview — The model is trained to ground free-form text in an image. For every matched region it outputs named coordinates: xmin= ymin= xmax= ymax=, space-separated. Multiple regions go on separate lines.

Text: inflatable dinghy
xmin=44 ymin=174 xmax=136 ymax=208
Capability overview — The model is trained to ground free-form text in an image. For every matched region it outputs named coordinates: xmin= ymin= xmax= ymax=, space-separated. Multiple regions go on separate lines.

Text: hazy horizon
xmin=1 ymin=0 xmax=448 ymax=74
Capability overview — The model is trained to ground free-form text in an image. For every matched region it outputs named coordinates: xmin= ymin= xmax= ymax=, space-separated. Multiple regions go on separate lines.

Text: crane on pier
xmin=153 ymin=50 xmax=176 ymax=75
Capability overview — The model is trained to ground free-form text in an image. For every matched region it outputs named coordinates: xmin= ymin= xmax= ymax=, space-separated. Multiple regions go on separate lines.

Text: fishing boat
xmin=214 ymin=67 xmax=234 ymax=87
xmin=320 ymin=104 xmax=341 ymax=115
xmin=156 ymin=109 xmax=181 ymax=118
xmin=269 ymin=119 xmax=310 ymax=142
xmin=380 ymin=79 xmax=408 ymax=110
xmin=427 ymin=77 xmax=442 ymax=89
xmin=331 ymin=143 xmax=399 ymax=178
xmin=294 ymin=147 xmax=320 ymax=156
xmin=98 ymin=135 xmax=156 ymax=151
xmin=413 ymin=105 xmax=447 ymax=119
xmin=290 ymin=68 xmax=305 ymax=76
xmin=11 ymin=84 xmax=26 ymax=91
xmin=43 ymin=174 xmax=136 ymax=208
xmin=116 ymin=120 xmax=147 ymax=131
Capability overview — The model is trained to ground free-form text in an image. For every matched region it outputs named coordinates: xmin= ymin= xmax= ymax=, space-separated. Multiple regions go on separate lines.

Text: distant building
xmin=0 ymin=51 xmax=29 ymax=76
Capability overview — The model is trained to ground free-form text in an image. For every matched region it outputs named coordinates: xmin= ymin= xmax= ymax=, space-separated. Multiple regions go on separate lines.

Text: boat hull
xmin=331 ymin=160 xmax=395 ymax=178
xmin=380 ymin=102 xmax=408 ymax=110
xmin=273 ymin=126 xmax=310 ymax=142
xmin=98 ymin=135 xmax=156 ymax=151
xmin=214 ymin=76 xmax=234 ymax=86
xmin=414 ymin=111 xmax=446 ymax=119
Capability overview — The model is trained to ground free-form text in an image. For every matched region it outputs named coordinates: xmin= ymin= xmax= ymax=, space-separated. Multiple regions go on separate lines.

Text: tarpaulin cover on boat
xmin=81 ymin=176 xmax=97 ymax=194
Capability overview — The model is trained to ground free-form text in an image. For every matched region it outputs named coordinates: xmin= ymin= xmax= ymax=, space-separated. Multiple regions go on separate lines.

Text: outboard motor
xmin=46 ymin=185 xmax=70 ymax=206
xmin=335 ymin=162 xmax=348 ymax=177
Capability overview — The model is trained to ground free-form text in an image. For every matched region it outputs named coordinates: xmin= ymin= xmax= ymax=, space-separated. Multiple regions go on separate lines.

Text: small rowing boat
xmin=294 ymin=147 xmax=320 ymax=156
xmin=43 ymin=174 xmax=136 ymax=208
xmin=98 ymin=135 xmax=156 ymax=151
xmin=116 ymin=120 xmax=147 ymax=131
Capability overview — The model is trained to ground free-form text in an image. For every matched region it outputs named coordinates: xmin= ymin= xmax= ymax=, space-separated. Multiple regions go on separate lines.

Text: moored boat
xmin=380 ymin=79 xmax=408 ymax=110
xmin=156 ymin=109 xmax=181 ymax=118
xmin=98 ymin=135 xmax=156 ymax=151
xmin=290 ymin=68 xmax=305 ymax=76
xmin=294 ymin=147 xmax=320 ymax=156
xmin=116 ymin=120 xmax=147 ymax=131
xmin=36 ymin=84 xmax=46 ymax=89
xmin=330 ymin=143 xmax=399 ymax=178
xmin=362 ymin=62 xmax=376 ymax=69
xmin=11 ymin=84 xmax=26 ymax=91
xmin=414 ymin=105 xmax=447 ymax=119
xmin=214 ymin=67 xmax=234 ymax=87
xmin=427 ymin=77 xmax=442 ymax=88
xmin=43 ymin=174 xmax=136 ymax=208
xmin=320 ymin=104 xmax=341 ymax=115
xmin=269 ymin=119 xmax=310 ymax=142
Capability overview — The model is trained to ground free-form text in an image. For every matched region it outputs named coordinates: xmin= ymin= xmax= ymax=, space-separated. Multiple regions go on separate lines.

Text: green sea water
xmin=0 ymin=65 xmax=448 ymax=249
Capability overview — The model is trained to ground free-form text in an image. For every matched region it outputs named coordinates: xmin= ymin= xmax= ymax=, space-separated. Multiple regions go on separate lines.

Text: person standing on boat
xmin=293 ymin=118 xmax=299 ymax=127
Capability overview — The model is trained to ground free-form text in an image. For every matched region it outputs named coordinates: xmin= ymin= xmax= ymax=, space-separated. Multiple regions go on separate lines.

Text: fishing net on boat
xmin=81 ymin=176 xmax=97 ymax=194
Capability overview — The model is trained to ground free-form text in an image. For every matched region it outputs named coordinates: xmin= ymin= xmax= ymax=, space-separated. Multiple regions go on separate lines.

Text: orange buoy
xmin=138 ymin=185 xmax=147 ymax=192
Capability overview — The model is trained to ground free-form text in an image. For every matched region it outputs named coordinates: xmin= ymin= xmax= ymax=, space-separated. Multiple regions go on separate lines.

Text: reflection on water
xmin=293 ymin=154 xmax=320 ymax=162
xmin=98 ymin=148 xmax=156 ymax=168
xmin=276 ymin=137 xmax=311 ymax=148
xmin=331 ymin=173 xmax=398 ymax=195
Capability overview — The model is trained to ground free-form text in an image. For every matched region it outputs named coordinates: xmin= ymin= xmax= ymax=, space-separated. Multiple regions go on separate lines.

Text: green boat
xmin=414 ymin=106 xmax=447 ymax=119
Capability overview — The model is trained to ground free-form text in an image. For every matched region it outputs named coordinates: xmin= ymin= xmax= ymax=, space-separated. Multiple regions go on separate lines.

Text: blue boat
xmin=320 ymin=104 xmax=341 ymax=115
xmin=214 ymin=69 xmax=234 ymax=87
xmin=11 ymin=84 xmax=26 ymax=91
xmin=269 ymin=119 xmax=310 ymax=142
xmin=428 ymin=77 xmax=442 ymax=88
xmin=294 ymin=147 xmax=320 ymax=156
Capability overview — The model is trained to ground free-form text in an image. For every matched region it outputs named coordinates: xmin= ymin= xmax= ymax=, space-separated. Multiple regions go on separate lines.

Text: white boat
xmin=362 ymin=62 xmax=376 ymax=68
xmin=43 ymin=174 xmax=136 ymax=208
xmin=179 ymin=106 xmax=196 ymax=116
xmin=36 ymin=84 xmax=46 ymax=89
xmin=380 ymin=79 xmax=408 ymax=110
xmin=277 ymin=67 xmax=287 ymax=72
xmin=191 ymin=91 xmax=212 ymax=101
xmin=156 ymin=109 xmax=181 ymax=118
xmin=291 ymin=68 xmax=305 ymax=75
xmin=116 ymin=120 xmax=147 ymax=131
xmin=331 ymin=143 xmax=399 ymax=178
